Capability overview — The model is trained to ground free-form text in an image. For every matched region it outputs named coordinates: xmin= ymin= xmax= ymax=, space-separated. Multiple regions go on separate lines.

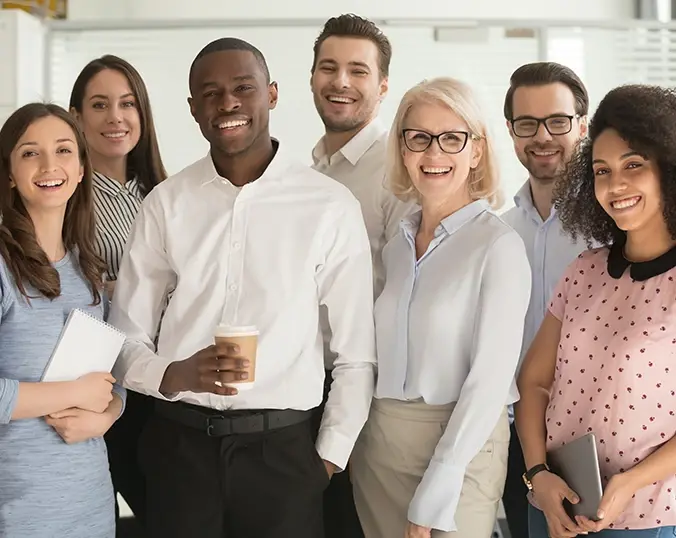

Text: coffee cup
xmin=214 ymin=325 xmax=259 ymax=391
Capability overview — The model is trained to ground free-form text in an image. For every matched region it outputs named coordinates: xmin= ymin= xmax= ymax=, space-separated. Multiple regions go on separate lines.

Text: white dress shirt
xmin=312 ymin=118 xmax=415 ymax=298
xmin=374 ymin=200 xmax=531 ymax=531
xmin=312 ymin=119 xmax=415 ymax=369
xmin=502 ymin=181 xmax=587 ymax=364
xmin=109 ymin=143 xmax=377 ymax=469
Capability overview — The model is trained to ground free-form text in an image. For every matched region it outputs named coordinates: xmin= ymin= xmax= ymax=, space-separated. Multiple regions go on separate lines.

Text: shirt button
xmin=232 ymin=241 xmax=240 ymax=250
xmin=229 ymin=284 xmax=238 ymax=291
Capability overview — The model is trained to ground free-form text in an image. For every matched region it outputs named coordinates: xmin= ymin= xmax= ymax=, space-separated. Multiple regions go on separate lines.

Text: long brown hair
xmin=69 ymin=55 xmax=167 ymax=195
xmin=0 ymin=103 xmax=105 ymax=303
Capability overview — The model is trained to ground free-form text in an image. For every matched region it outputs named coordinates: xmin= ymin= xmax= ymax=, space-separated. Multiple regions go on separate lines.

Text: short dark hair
xmin=312 ymin=13 xmax=392 ymax=79
xmin=554 ymin=84 xmax=676 ymax=246
xmin=503 ymin=62 xmax=589 ymax=120
xmin=69 ymin=54 xmax=167 ymax=196
xmin=189 ymin=37 xmax=270 ymax=87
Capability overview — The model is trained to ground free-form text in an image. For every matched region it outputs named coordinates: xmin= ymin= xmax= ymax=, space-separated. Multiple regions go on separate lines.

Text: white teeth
xmin=36 ymin=180 xmax=64 ymax=187
xmin=103 ymin=132 xmax=126 ymax=138
xmin=422 ymin=167 xmax=451 ymax=174
xmin=327 ymin=96 xmax=355 ymax=104
xmin=611 ymin=197 xmax=641 ymax=209
xmin=533 ymin=151 xmax=557 ymax=156
xmin=218 ymin=120 xmax=249 ymax=129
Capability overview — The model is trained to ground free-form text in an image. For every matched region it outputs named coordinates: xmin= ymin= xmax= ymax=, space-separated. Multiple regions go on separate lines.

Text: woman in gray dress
xmin=0 ymin=103 xmax=126 ymax=537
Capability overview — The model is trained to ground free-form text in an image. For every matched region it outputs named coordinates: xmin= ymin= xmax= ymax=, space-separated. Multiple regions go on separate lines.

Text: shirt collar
xmin=607 ymin=234 xmax=676 ymax=281
xmin=312 ymin=118 xmax=387 ymax=168
xmin=513 ymin=179 xmax=558 ymax=224
xmin=201 ymin=138 xmax=289 ymax=188
xmin=513 ymin=180 xmax=534 ymax=211
xmin=400 ymin=199 xmax=490 ymax=239
xmin=93 ymin=171 xmax=139 ymax=197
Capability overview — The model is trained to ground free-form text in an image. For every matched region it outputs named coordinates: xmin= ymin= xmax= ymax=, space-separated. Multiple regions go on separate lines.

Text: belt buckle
xmin=206 ymin=415 xmax=226 ymax=437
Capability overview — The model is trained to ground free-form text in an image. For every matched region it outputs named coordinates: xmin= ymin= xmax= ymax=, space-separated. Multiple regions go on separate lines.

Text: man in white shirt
xmin=110 ymin=37 xmax=376 ymax=538
xmin=501 ymin=62 xmax=590 ymax=538
xmin=309 ymin=15 xmax=414 ymax=538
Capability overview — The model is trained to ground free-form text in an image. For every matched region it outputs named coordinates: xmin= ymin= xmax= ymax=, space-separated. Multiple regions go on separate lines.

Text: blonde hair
xmin=387 ymin=77 xmax=502 ymax=208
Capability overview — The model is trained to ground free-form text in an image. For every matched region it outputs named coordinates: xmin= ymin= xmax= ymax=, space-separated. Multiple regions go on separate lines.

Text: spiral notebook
xmin=42 ymin=308 xmax=126 ymax=382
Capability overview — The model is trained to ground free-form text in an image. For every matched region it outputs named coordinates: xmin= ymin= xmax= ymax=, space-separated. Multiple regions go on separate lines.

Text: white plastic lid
xmin=215 ymin=324 xmax=259 ymax=337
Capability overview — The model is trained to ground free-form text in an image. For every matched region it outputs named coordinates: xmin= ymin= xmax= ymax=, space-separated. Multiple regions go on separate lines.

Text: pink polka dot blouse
xmin=546 ymin=247 xmax=676 ymax=530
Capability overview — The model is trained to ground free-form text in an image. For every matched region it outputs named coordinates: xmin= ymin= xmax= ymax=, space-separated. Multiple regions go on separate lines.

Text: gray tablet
xmin=547 ymin=432 xmax=604 ymax=521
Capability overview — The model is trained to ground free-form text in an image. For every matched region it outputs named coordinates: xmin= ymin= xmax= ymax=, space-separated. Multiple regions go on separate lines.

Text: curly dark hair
xmin=554 ymin=84 xmax=676 ymax=247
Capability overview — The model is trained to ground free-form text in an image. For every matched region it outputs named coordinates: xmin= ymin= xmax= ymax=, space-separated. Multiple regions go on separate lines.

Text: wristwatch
xmin=522 ymin=463 xmax=550 ymax=491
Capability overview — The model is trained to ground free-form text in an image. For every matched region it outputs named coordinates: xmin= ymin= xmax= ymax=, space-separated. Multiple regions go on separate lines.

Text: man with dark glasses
xmin=501 ymin=62 xmax=590 ymax=538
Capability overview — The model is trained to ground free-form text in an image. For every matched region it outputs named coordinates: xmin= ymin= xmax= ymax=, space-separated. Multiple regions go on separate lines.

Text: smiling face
xmin=9 ymin=115 xmax=83 ymax=214
xmin=311 ymin=36 xmax=387 ymax=133
xmin=401 ymin=101 xmax=482 ymax=208
xmin=509 ymin=82 xmax=586 ymax=183
xmin=188 ymin=50 xmax=278 ymax=158
xmin=592 ymin=128 xmax=664 ymax=235
xmin=74 ymin=68 xmax=141 ymax=165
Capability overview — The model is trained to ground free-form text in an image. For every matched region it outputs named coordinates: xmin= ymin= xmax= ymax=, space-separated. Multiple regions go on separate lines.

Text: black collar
xmin=607 ymin=235 xmax=676 ymax=281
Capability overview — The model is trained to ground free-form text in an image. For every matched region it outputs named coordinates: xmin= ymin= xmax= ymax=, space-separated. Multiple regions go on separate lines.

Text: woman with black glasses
xmin=350 ymin=77 xmax=531 ymax=538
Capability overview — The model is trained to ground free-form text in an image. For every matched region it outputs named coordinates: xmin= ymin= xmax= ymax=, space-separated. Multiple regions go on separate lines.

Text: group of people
xmin=1 ymin=12 xmax=676 ymax=538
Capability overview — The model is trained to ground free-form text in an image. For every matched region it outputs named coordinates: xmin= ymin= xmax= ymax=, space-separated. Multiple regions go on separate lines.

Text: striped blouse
xmin=92 ymin=172 xmax=144 ymax=281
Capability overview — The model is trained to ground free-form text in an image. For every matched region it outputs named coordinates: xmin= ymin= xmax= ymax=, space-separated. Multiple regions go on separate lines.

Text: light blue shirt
xmin=374 ymin=200 xmax=531 ymax=532
xmin=502 ymin=181 xmax=588 ymax=365
xmin=0 ymin=252 xmax=125 ymax=537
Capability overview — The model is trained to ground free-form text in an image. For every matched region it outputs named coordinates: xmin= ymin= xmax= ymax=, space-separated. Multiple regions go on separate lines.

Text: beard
xmin=519 ymin=143 xmax=568 ymax=183
xmin=314 ymin=92 xmax=377 ymax=134
xmin=320 ymin=112 xmax=368 ymax=133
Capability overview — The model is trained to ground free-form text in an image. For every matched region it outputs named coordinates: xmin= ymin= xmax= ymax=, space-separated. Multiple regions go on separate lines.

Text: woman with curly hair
xmin=516 ymin=84 xmax=676 ymax=538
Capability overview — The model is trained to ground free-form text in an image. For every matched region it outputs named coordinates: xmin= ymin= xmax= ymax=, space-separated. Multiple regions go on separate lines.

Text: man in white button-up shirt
xmin=308 ymin=14 xmax=415 ymax=538
xmin=110 ymin=38 xmax=376 ymax=538
xmin=501 ymin=62 xmax=590 ymax=538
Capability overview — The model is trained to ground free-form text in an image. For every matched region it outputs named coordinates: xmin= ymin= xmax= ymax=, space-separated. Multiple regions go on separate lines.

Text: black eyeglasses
xmin=402 ymin=129 xmax=479 ymax=154
xmin=510 ymin=114 xmax=580 ymax=138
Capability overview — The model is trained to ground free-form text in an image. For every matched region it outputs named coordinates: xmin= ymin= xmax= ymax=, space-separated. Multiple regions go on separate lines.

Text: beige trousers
xmin=351 ymin=398 xmax=510 ymax=538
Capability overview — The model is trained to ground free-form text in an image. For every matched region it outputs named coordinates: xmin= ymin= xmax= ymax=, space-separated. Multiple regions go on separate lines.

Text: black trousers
xmin=139 ymin=404 xmax=328 ymax=538
xmin=502 ymin=422 xmax=529 ymax=538
xmin=105 ymin=389 xmax=152 ymax=525
xmin=311 ymin=370 xmax=365 ymax=538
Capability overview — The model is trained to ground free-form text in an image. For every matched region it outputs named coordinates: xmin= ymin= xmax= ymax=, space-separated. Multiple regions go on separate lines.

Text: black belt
xmin=154 ymin=400 xmax=311 ymax=437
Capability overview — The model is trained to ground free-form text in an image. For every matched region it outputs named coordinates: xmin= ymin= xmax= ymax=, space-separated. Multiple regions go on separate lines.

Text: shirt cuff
xmin=111 ymin=383 xmax=127 ymax=418
xmin=120 ymin=355 xmax=184 ymax=402
xmin=408 ymin=460 xmax=466 ymax=532
xmin=315 ymin=428 xmax=354 ymax=472
xmin=0 ymin=378 xmax=19 ymax=424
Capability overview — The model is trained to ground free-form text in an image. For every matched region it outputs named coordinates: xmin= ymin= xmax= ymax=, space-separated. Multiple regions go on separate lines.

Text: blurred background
xmin=0 ymin=1 xmax=672 ymax=536
xmin=2 ymin=0 xmax=675 ymax=211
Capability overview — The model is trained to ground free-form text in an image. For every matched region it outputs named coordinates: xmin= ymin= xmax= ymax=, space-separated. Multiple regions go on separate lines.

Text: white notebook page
xmin=42 ymin=308 xmax=126 ymax=382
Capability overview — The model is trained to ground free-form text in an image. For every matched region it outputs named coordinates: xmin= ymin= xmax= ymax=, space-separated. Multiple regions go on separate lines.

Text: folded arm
xmin=1 ymin=379 xmax=80 ymax=423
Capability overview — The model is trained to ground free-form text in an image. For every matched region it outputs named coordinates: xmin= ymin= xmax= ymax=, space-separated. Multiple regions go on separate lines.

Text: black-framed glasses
xmin=510 ymin=114 xmax=580 ymax=138
xmin=402 ymin=129 xmax=478 ymax=154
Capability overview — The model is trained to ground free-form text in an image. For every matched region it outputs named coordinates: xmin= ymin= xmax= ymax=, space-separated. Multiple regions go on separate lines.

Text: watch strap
xmin=525 ymin=463 xmax=549 ymax=482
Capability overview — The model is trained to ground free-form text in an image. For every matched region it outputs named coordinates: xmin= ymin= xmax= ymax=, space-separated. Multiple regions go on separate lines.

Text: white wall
xmin=66 ymin=0 xmax=636 ymax=21
xmin=0 ymin=10 xmax=45 ymax=125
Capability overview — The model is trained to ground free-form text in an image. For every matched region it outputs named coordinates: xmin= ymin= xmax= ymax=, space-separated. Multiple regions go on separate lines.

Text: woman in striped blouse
xmin=69 ymin=54 xmax=167 ymax=530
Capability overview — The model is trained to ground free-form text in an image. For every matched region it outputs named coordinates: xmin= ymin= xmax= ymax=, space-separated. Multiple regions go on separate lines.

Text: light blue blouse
xmin=374 ymin=199 xmax=531 ymax=532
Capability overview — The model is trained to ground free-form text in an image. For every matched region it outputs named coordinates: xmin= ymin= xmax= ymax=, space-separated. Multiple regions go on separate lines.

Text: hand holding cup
xmin=160 ymin=325 xmax=258 ymax=396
